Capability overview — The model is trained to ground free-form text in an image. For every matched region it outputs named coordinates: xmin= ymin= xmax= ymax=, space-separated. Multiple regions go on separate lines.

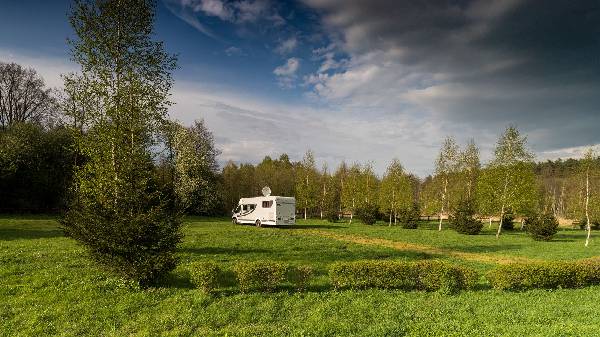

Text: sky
xmin=1 ymin=0 xmax=599 ymax=177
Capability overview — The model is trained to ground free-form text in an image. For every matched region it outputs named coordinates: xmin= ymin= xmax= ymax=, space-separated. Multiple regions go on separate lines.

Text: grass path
xmin=294 ymin=229 xmax=542 ymax=264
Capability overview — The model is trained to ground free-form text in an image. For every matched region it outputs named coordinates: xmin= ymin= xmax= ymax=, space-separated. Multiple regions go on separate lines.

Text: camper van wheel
xmin=232 ymin=217 xmax=238 ymax=225
xmin=255 ymin=220 xmax=262 ymax=227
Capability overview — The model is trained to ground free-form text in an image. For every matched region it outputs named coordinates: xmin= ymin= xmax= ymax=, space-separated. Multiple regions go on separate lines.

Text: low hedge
xmin=233 ymin=260 xmax=288 ymax=293
xmin=486 ymin=260 xmax=600 ymax=290
xmin=329 ymin=260 xmax=478 ymax=293
xmin=188 ymin=260 xmax=221 ymax=293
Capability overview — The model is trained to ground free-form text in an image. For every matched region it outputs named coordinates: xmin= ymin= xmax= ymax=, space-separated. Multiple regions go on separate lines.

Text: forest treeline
xmin=1 ymin=62 xmax=599 ymax=225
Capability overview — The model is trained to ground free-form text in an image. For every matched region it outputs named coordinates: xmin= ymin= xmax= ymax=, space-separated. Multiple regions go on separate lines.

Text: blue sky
xmin=2 ymin=0 xmax=600 ymax=176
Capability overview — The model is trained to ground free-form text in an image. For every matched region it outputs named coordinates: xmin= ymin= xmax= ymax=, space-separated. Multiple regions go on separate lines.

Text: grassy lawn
xmin=2 ymin=215 xmax=600 ymax=336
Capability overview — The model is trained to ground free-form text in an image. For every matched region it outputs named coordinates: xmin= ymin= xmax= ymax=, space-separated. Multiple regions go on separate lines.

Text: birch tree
xmin=581 ymin=148 xmax=598 ymax=247
xmin=477 ymin=126 xmax=536 ymax=239
xmin=342 ymin=163 xmax=361 ymax=223
xmin=460 ymin=139 xmax=480 ymax=201
xmin=434 ymin=137 xmax=459 ymax=231
xmin=295 ymin=150 xmax=319 ymax=219
xmin=378 ymin=159 xmax=412 ymax=226
xmin=60 ymin=0 xmax=181 ymax=285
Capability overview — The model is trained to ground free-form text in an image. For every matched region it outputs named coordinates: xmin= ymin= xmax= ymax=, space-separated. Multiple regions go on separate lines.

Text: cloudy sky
xmin=1 ymin=0 xmax=599 ymax=176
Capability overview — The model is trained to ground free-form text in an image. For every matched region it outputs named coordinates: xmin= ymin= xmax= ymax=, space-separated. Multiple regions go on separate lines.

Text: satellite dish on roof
xmin=262 ymin=186 xmax=271 ymax=197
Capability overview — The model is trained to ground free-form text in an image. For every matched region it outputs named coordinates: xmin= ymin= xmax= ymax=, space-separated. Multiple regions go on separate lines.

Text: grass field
xmin=2 ymin=215 xmax=600 ymax=336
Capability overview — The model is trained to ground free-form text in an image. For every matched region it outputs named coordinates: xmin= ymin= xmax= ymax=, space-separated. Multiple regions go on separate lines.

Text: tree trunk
xmin=304 ymin=207 xmax=307 ymax=220
xmin=439 ymin=178 xmax=447 ymax=231
xmin=489 ymin=217 xmax=492 ymax=228
xmin=585 ymin=167 xmax=591 ymax=247
xmin=389 ymin=212 xmax=392 ymax=226
xmin=496 ymin=205 xmax=505 ymax=239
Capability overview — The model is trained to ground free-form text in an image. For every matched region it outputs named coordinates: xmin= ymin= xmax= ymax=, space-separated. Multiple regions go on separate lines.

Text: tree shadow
xmin=0 ymin=228 xmax=64 ymax=241
xmin=178 ymin=246 xmax=273 ymax=255
xmin=442 ymin=244 xmax=523 ymax=253
xmin=280 ymin=224 xmax=345 ymax=230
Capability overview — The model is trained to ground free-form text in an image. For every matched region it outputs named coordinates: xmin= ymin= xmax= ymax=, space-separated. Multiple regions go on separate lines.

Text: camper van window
xmin=242 ymin=205 xmax=248 ymax=212
xmin=234 ymin=205 xmax=241 ymax=213
xmin=262 ymin=201 xmax=273 ymax=208
xmin=249 ymin=204 xmax=256 ymax=211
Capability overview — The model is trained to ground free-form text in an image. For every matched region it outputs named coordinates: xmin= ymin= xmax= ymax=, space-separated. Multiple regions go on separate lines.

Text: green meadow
xmin=2 ymin=215 xmax=600 ymax=336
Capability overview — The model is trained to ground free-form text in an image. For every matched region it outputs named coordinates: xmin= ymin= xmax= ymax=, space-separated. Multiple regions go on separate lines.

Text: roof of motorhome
xmin=239 ymin=196 xmax=295 ymax=202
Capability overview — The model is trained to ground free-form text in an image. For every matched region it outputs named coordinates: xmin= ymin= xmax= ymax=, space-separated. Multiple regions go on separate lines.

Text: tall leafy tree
xmin=580 ymin=148 xmax=599 ymax=247
xmin=477 ymin=126 xmax=537 ymax=239
xmin=434 ymin=136 xmax=460 ymax=231
xmin=172 ymin=119 xmax=221 ymax=215
xmin=342 ymin=163 xmax=361 ymax=223
xmin=459 ymin=139 xmax=480 ymax=201
xmin=60 ymin=0 xmax=181 ymax=285
xmin=295 ymin=150 xmax=319 ymax=219
xmin=378 ymin=159 xmax=412 ymax=226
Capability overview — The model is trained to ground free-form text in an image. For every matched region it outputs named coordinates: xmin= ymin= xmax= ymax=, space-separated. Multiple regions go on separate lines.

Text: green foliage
xmin=295 ymin=150 xmax=320 ymax=217
xmin=0 ymin=123 xmax=77 ymax=211
xmin=61 ymin=0 xmax=181 ymax=285
xmin=486 ymin=261 xmax=600 ymax=290
xmin=290 ymin=265 xmax=314 ymax=291
xmin=233 ymin=260 xmax=288 ymax=293
xmin=171 ymin=120 xmax=221 ymax=215
xmin=188 ymin=260 xmax=221 ymax=293
xmin=378 ymin=159 xmax=413 ymax=222
xmin=526 ymin=213 xmax=559 ymax=241
xmin=398 ymin=202 xmax=420 ymax=229
xmin=502 ymin=211 xmax=515 ymax=230
xmin=449 ymin=199 xmax=483 ymax=235
xmin=356 ymin=203 xmax=379 ymax=225
xmin=329 ymin=260 xmax=477 ymax=293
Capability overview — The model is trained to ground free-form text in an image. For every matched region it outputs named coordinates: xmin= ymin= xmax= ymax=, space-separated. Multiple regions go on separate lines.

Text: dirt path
xmin=296 ymin=229 xmax=541 ymax=265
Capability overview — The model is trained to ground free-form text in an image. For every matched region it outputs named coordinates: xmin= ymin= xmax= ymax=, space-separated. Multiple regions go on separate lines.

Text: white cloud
xmin=273 ymin=57 xmax=300 ymax=76
xmin=275 ymin=37 xmax=297 ymax=55
xmin=195 ymin=0 xmax=233 ymax=21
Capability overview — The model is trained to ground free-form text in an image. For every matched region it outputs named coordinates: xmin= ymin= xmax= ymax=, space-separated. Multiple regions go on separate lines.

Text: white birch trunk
xmin=438 ymin=178 xmax=447 ymax=231
xmin=585 ymin=167 xmax=591 ymax=247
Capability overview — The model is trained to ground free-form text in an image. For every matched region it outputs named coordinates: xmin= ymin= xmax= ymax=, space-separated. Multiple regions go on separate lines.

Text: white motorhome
xmin=231 ymin=187 xmax=296 ymax=227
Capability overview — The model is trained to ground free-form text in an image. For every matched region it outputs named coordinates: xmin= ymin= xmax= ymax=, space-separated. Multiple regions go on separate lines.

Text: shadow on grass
xmin=443 ymin=244 xmax=523 ymax=253
xmin=178 ymin=246 xmax=273 ymax=255
xmin=0 ymin=228 xmax=64 ymax=241
xmin=280 ymin=224 xmax=345 ymax=230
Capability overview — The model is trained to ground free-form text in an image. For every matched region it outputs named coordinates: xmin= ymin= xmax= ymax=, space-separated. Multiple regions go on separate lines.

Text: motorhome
xmin=231 ymin=187 xmax=296 ymax=227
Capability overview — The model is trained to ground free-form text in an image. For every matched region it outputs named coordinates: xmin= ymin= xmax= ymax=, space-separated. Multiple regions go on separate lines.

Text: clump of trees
xmin=60 ymin=0 xmax=182 ymax=286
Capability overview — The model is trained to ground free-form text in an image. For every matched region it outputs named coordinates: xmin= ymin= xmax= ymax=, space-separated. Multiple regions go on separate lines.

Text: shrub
xmin=526 ymin=213 xmax=559 ymax=241
xmin=415 ymin=260 xmax=479 ymax=293
xmin=329 ymin=260 xmax=417 ymax=290
xmin=356 ymin=203 xmax=379 ymax=225
xmin=398 ymin=203 xmax=420 ymax=229
xmin=329 ymin=260 xmax=477 ymax=293
xmin=501 ymin=211 xmax=515 ymax=230
xmin=290 ymin=265 xmax=314 ymax=291
xmin=324 ymin=209 xmax=339 ymax=223
xmin=486 ymin=261 xmax=600 ymax=290
xmin=579 ymin=219 xmax=600 ymax=230
xmin=449 ymin=200 xmax=483 ymax=235
xmin=189 ymin=260 xmax=221 ymax=293
xmin=234 ymin=260 xmax=287 ymax=293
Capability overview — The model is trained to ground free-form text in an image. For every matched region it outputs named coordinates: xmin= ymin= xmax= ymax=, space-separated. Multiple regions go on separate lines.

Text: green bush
xmin=398 ymin=203 xmax=420 ymax=229
xmin=324 ymin=209 xmax=339 ymax=223
xmin=356 ymin=203 xmax=379 ymax=225
xmin=501 ymin=211 xmax=515 ymax=230
xmin=449 ymin=200 xmax=483 ymax=235
xmin=234 ymin=260 xmax=287 ymax=293
xmin=189 ymin=260 xmax=221 ymax=293
xmin=329 ymin=260 xmax=477 ymax=293
xmin=579 ymin=219 xmax=600 ymax=230
xmin=486 ymin=261 xmax=600 ymax=290
xmin=290 ymin=265 xmax=314 ymax=291
xmin=526 ymin=213 xmax=559 ymax=241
